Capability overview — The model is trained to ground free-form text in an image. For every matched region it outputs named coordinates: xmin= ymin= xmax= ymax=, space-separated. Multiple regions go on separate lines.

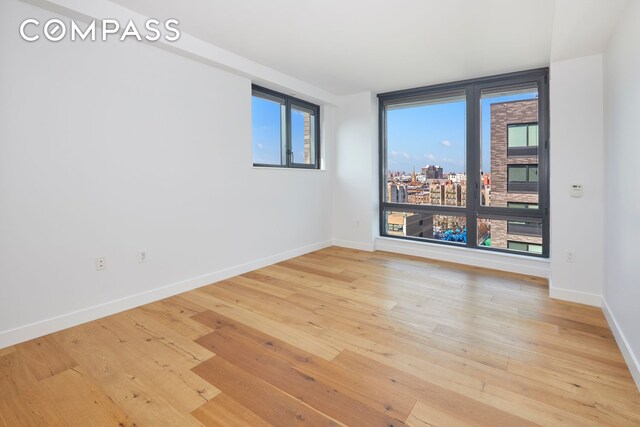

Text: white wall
xmin=333 ymin=92 xmax=378 ymax=250
xmin=0 ymin=0 xmax=334 ymax=347
xmin=603 ymin=0 xmax=640 ymax=388
xmin=549 ymin=54 xmax=605 ymax=306
xmin=2 ymin=0 xmax=633 ymax=355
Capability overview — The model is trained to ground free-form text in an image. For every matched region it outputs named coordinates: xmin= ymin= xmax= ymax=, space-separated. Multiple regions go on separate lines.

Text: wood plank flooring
xmin=1 ymin=247 xmax=639 ymax=426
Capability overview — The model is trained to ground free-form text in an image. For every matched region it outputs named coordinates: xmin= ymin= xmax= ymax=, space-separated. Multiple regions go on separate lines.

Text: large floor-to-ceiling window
xmin=379 ymin=69 xmax=549 ymax=257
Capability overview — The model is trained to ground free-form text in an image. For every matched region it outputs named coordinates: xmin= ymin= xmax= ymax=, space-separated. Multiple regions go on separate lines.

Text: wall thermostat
xmin=570 ymin=184 xmax=583 ymax=198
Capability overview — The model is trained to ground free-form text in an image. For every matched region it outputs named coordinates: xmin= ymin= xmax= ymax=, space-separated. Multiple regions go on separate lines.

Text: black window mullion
xmin=382 ymin=202 xmax=466 ymax=216
xmin=379 ymin=98 xmax=387 ymax=237
xmin=477 ymin=205 xmax=544 ymax=219
xmin=538 ymin=76 xmax=550 ymax=257
xmin=285 ymin=98 xmax=292 ymax=167
xmin=466 ymin=86 xmax=479 ymax=249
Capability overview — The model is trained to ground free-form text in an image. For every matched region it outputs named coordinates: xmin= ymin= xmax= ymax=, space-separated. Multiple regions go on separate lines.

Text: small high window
xmin=252 ymin=85 xmax=320 ymax=169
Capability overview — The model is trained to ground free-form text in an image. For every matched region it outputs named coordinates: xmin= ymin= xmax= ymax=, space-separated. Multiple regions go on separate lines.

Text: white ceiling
xmin=550 ymin=0 xmax=630 ymax=62
xmin=108 ymin=0 xmax=629 ymax=95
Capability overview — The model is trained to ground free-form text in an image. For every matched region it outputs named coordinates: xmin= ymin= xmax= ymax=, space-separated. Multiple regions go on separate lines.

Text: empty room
xmin=1 ymin=0 xmax=640 ymax=425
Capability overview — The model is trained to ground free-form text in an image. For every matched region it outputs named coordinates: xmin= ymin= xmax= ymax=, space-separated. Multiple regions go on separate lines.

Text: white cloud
xmin=391 ymin=150 xmax=410 ymax=159
xmin=257 ymin=143 xmax=263 ymax=149
xmin=440 ymin=140 xmax=452 ymax=147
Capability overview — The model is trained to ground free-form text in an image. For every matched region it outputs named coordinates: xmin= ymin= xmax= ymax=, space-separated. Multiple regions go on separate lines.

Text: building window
xmin=507 ymin=220 xmax=543 ymax=236
xmin=507 ymin=123 xmax=538 ymax=156
xmin=379 ymin=68 xmax=549 ymax=257
xmin=508 ymin=202 xmax=539 ymax=209
xmin=508 ymin=123 xmax=538 ymax=147
xmin=507 ymin=165 xmax=538 ymax=192
xmin=388 ymin=223 xmax=404 ymax=233
xmin=252 ymin=85 xmax=320 ymax=169
xmin=508 ymin=241 xmax=543 ymax=254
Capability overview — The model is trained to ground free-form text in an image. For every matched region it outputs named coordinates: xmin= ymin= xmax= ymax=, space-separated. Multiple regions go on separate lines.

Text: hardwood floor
xmin=1 ymin=247 xmax=639 ymax=426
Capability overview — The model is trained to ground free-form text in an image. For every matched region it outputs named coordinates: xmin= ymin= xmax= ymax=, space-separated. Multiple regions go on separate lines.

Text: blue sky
xmin=387 ymin=99 xmax=466 ymax=174
xmin=388 ymin=91 xmax=538 ymax=174
xmin=252 ymin=90 xmax=537 ymax=170
xmin=252 ymin=97 xmax=282 ymax=165
xmin=252 ymin=97 xmax=311 ymax=165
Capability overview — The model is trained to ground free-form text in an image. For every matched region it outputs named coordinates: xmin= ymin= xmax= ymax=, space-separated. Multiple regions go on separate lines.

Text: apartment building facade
xmin=489 ymin=99 xmax=543 ymax=253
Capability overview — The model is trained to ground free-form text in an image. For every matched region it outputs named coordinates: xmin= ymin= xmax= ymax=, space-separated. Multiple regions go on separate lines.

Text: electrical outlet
xmin=566 ymin=251 xmax=575 ymax=263
xmin=96 ymin=256 xmax=106 ymax=271
xmin=138 ymin=250 xmax=147 ymax=263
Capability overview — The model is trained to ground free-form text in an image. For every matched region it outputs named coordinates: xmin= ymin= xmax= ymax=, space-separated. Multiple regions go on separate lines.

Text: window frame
xmin=378 ymin=68 xmax=550 ymax=257
xmin=252 ymin=84 xmax=321 ymax=169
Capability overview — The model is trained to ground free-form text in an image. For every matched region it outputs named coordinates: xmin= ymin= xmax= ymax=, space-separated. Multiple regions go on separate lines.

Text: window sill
xmin=251 ymin=165 xmax=327 ymax=172
xmin=375 ymin=235 xmax=550 ymax=278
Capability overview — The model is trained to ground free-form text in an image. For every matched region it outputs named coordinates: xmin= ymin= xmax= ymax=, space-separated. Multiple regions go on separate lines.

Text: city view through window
xmin=384 ymin=82 xmax=544 ymax=255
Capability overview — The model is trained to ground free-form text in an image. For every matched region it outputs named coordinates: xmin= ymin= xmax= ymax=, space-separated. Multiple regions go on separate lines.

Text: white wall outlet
xmin=95 ymin=256 xmax=106 ymax=271
xmin=566 ymin=251 xmax=575 ymax=263
xmin=138 ymin=250 xmax=147 ymax=263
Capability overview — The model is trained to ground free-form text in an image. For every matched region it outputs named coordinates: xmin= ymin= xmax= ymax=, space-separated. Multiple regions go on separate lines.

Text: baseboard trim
xmin=602 ymin=298 xmax=640 ymax=392
xmin=548 ymin=286 xmax=602 ymax=307
xmin=332 ymin=239 xmax=375 ymax=252
xmin=375 ymin=236 xmax=550 ymax=278
xmin=0 ymin=240 xmax=333 ymax=349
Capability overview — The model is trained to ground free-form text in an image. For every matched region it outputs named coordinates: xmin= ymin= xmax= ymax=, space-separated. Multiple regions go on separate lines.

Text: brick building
xmin=303 ymin=114 xmax=311 ymax=164
xmin=387 ymin=183 xmax=408 ymax=203
xmin=489 ymin=99 xmax=543 ymax=253
xmin=386 ymin=212 xmax=434 ymax=238
xmin=429 ymin=181 xmax=444 ymax=205
xmin=422 ymin=165 xmax=444 ymax=179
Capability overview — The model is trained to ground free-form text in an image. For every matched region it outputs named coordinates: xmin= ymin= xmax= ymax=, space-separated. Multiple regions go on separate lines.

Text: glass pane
xmin=385 ymin=92 xmax=466 ymax=207
xmin=530 ymin=166 xmax=538 ymax=182
xmin=385 ymin=211 xmax=466 ymax=243
xmin=478 ymin=217 xmax=543 ymax=254
xmin=507 ymin=202 xmax=538 ymax=209
xmin=508 ymin=125 xmax=527 ymax=147
xmin=507 ymin=241 xmax=528 ymax=251
xmin=291 ymin=106 xmax=316 ymax=165
xmin=528 ymin=244 xmax=543 ymax=254
xmin=480 ymin=86 xmax=539 ymax=207
xmin=508 ymin=241 xmax=542 ymax=254
xmin=252 ymin=95 xmax=285 ymax=165
xmin=508 ymin=166 xmax=527 ymax=182
xmin=528 ymin=124 xmax=538 ymax=147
